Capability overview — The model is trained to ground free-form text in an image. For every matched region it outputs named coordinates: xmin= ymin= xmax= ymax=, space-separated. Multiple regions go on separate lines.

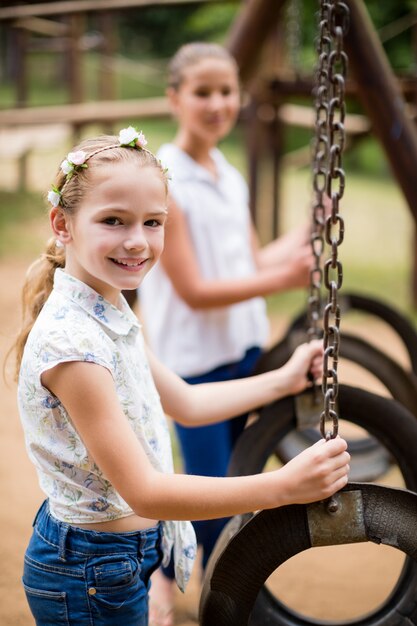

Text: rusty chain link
xmin=308 ymin=0 xmax=350 ymax=440
xmin=308 ymin=1 xmax=331 ymax=342
xmin=286 ymin=0 xmax=302 ymax=76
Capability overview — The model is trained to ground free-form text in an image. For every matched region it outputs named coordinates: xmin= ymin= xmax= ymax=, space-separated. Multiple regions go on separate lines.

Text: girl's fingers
xmin=331 ymin=463 xmax=350 ymax=481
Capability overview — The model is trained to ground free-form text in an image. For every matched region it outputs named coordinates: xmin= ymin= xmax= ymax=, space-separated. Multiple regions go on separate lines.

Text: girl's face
xmin=52 ymin=161 xmax=167 ymax=305
xmin=169 ymin=57 xmax=240 ymax=146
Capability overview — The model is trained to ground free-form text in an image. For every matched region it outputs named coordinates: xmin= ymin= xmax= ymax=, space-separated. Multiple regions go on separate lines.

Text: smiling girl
xmin=13 ymin=129 xmax=349 ymax=626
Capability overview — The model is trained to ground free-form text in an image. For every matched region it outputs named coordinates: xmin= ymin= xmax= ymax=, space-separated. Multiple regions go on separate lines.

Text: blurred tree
xmin=118 ymin=1 xmax=417 ymax=73
xmin=118 ymin=3 xmax=238 ymax=60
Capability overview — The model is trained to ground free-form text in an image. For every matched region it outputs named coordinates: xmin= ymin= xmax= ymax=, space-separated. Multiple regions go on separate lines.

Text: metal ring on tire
xmin=199 ymin=386 xmax=417 ymax=626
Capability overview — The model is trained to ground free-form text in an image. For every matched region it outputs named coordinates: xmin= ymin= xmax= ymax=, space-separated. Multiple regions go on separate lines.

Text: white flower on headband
xmin=68 ymin=150 xmax=87 ymax=165
xmin=119 ymin=126 xmax=148 ymax=149
xmin=60 ymin=150 xmax=88 ymax=179
xmin=47 ymin=187 xmax=62 ymax=207
xmin=137 ymin=131 xmax=148 ymax=148
xmin=60 ymin=159 xmax=73 ymax=175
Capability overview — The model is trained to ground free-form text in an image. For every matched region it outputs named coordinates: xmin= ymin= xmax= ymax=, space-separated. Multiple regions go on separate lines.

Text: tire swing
xmin=199 ymin=387 xmax=417 ymax=626
xmin=200 ymin=4 xmax=417 ymax=623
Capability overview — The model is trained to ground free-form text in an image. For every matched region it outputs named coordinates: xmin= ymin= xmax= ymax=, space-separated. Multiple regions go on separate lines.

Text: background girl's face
xmin=169 ymin=57 xmax=240 ymax=146
xmin=53 ymin=162 xmax=167 ymax=304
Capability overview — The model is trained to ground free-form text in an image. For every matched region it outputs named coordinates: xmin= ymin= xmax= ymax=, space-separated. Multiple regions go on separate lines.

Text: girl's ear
xmin=166 ymin=87 xmax=180 ymax=117
xmin=50 ymin=207 xmax=72 ymax=246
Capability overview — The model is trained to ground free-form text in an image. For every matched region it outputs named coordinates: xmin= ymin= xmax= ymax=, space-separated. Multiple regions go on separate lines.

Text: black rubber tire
xmin=199 ymin=386 xmax=417 ymax=626
xmin=200 ymin=485 xmax=417 ymax=626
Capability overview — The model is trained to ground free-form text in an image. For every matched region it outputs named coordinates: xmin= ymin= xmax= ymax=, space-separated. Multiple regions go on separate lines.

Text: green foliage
xmin=184 ymin=4 xmax=239 ymax=43
xmin=118 ymin=3 xmax=238 ymax=60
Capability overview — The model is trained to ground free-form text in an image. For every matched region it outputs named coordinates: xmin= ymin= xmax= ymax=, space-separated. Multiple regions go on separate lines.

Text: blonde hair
xmin=167 ymin=42 xmax=238 ymax=90
xmin=11 ymin=134 xmax=167 ymax=380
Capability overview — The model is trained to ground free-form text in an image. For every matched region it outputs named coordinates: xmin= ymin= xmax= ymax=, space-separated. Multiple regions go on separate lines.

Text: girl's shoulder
xmin=25 ymin=291 xmax=115 ymax=373
xmin=157 ymin=144 xmax=244 ymax=186
xmin=157 ymin=143 xmax=194 ymax=180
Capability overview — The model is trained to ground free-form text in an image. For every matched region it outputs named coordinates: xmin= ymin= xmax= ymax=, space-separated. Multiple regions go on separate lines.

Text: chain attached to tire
xmin=308 ymin=1 xmax=350 ymax=440
xmin=321 ymin=1 xmax=349 ymax=440
xmin=308 ymin=1 xmax=331 ymax=343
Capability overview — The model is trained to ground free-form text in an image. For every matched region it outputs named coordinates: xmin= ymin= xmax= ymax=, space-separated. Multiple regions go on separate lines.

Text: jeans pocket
xmin=23 ymin=582 xmax=70 ymax=626
xmin=87 ymin=554 xmax=147 ymax=616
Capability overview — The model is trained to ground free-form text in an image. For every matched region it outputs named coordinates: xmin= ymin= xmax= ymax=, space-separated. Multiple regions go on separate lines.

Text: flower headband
xmin=47 ymin=126 xmax=149 ymax=208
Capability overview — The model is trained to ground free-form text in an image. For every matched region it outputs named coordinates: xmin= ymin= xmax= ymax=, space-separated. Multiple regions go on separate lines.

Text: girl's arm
xmin=41 ymin=361 xmax=350 ymax=521
xmin=251 ymin=222 xmax=312 ymax=269
xmin=148 ymin=340 xmax=323 ymax=427
xmin=161 ymin=199 xmax=312 ymax=310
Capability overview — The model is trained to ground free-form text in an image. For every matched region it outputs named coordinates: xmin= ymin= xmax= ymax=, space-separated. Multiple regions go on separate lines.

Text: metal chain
xmin=308 ymin=1 xmax=331 ymax=343
xmin=286 ymin=0 xmax=302 ymax=76
xmin=320 ymin=0 xmax=350 ymax=440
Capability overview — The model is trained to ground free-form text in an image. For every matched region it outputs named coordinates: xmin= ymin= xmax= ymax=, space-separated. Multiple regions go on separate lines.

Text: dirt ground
xmin=0 ymin=258 xmax=410 ymax=625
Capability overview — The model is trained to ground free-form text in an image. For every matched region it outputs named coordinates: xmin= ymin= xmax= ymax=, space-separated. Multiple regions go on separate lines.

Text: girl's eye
xmin=104 ymin=217 xmax=122 ymax=226
xmin=145 ymin=219 xmax=161 ymax=227
xmin=195 ymin=89 xmax=210 ymax=98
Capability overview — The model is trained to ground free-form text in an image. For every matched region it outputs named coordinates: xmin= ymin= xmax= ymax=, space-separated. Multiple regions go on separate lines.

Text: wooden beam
xmin=14 ymin=16 xmax=69 ymax=36
xmin=278 ymin=103 xmax=371 ymax=135
xmin=345 ymin=0 xmax=417 ymax=225
xmin=227 ymin=0 xmax=287 ymax=82
xmin=0 ymin=0 xmax=231 ymax=21
xmin=0 ymin=97 xmax=171 ymax=126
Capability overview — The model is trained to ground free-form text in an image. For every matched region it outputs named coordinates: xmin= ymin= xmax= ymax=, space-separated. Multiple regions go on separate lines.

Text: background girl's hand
xmin=280 ymin=339 xmax=323 ymax=396
xmin=282 ymin=242 xmax=315 ymax=289
xmin=275 ymin=436 xmax=350 ymax=505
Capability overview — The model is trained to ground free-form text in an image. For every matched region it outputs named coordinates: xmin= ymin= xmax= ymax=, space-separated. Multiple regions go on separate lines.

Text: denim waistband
xmin=33 ymin=500 xmax=161 ymax=560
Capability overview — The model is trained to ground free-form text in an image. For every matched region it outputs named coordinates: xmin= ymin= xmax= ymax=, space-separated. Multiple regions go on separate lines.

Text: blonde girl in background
xmin=14 ymin=128 xmax=349 ymax=626
xmin=138 ymin=43 xmax=318 ymax=624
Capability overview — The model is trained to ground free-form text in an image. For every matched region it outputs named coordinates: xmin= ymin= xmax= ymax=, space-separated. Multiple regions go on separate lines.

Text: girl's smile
xmin=109 ymin=257 xmax=148 ymax=271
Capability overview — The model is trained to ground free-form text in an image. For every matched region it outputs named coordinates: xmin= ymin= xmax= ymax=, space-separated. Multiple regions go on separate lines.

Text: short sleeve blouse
xmin=18 ymin=269 xmax=196 ymax=591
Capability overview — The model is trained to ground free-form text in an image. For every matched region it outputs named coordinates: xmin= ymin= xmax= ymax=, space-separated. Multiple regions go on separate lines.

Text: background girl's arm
xmin=161 ymin=199 xmax=312 ymax=310
xmin=250 ymin=222 xmax=312 ymax=269
xmin=41 ymin=361 xmax=350 ymax=521
xmin=147 ymin=340 xmax=323 ymax=427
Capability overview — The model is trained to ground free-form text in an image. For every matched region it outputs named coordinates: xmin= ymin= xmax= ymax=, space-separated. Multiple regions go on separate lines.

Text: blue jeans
xmin=163 ymin=346 xmax=262 ymax=578
xmin=22 ymin=500 xmax=163 ymax=626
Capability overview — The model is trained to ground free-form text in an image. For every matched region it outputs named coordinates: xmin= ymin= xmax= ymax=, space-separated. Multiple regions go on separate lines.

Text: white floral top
xmin=18 ymin=269 xmax=196 ymax=591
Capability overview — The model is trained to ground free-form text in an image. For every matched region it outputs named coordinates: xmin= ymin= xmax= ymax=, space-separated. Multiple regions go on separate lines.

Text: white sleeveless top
xmin=139 ymin=144 xmax=269 ymax=377
xmin=18 ymin=269 xmax=196 ymax=591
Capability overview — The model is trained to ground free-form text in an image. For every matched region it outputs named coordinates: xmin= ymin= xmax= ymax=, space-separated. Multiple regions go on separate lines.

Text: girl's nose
xmin=124 ymin=226 xmax=146 ymax=250
xmin=208 ymin=92 xmax=224 ymax=111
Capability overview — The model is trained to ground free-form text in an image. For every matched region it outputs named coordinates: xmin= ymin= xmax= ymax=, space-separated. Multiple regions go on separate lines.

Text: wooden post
xmin=227 ymin=0 xmax=287 ymax=82
xmin=98 ymin=9 xmax=117 ymax=133
xmin=345 ymin=0 xmax=417 ymax=221
xmin=14 ymin=25 xmax=29 ymax=190
xmin=243 ymin=97 xmax=263 ymax=228
xmin=67 ymin=12 xmax=84 ymax=141
xmin=227 ymin=0 xmax=287 ymax=241
xmin=412 ymin=23 xmax=417 ymax=308
xmin=344 ymin=0 xmax=417 ymax=307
